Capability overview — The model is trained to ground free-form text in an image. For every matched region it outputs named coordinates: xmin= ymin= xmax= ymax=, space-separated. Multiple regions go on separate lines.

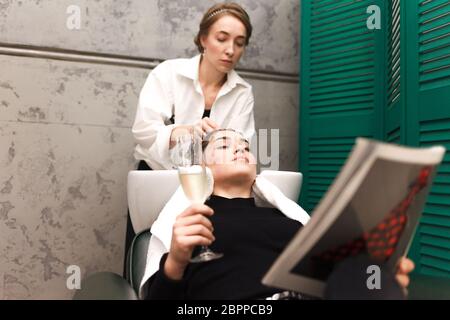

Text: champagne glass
xmin=172 ymin=127 xmax=223 ymax=263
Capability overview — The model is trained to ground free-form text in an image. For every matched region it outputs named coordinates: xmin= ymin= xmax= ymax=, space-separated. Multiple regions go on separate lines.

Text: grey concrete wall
xmin=0 ymin=0 xmax=299 ymax=299
xmin=0 ymin=0 xmax=299 ymax=73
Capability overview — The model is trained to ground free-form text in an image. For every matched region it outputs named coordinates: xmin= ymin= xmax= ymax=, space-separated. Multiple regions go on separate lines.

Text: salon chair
xmin=73 ymin=170 xmax=303 ymax=300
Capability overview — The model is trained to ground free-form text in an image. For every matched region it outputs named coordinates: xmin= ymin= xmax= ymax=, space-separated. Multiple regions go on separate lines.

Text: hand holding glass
xmin=172 ymin=127 xmax=223 ymax=263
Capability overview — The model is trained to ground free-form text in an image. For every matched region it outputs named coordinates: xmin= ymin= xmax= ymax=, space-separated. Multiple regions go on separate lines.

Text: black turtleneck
xmin=145 ymin=195 xmax=302 ymax=300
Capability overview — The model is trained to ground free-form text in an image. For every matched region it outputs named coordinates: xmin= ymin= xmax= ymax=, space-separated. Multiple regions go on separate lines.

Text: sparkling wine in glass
xmin=173 ymin=129 xmax=223 ymax=263
xmin=178 ymin=165 xmax=208 ymax=204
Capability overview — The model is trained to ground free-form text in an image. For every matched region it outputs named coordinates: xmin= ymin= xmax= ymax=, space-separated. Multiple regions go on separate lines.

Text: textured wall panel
xmin=0 ymin=52 xmax=299 ymax=298
xmin=0 ymin=0 xmax=299 ymax=74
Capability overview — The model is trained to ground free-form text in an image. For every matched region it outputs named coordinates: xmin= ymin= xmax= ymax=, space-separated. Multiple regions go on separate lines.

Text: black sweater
xmin=145 ymin=195 xmax=302 ymax=300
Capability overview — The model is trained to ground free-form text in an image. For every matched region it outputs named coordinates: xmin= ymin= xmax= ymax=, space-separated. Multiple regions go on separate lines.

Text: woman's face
xmin=201 ymin=15 xmax=247 ymax=73
xmin=203 ymin=130 xmax=257 ymax=184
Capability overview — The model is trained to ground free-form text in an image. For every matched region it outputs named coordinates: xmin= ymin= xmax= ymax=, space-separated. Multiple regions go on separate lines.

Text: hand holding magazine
xmin=262 ymin=138 xmax=446 ymax=298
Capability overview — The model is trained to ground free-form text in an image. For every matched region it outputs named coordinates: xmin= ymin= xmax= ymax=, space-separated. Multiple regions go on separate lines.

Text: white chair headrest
xmin=127 ymin=170 xmax=302 ymax=234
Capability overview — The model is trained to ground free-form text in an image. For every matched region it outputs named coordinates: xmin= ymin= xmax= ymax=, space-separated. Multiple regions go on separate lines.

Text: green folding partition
xmin=300 ymin=0 xmax=450 ymax=278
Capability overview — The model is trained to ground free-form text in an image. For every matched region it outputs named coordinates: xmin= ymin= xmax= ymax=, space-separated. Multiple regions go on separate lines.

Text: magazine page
xmin=262 ymin=138 xmax=446 ymax=298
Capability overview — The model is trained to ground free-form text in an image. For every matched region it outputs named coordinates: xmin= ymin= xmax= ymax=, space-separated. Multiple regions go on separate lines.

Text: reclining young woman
xmin=144 ymin=129 xmax=414 ymax=300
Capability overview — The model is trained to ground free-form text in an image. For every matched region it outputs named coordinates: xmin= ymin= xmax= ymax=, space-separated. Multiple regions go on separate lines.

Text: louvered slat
xmin=387 ymin=126 xmax=401 ymax=144
xmin=419 ymin=0 xmax=450 ymax=13
xmin=310 ymin=81 xmax=373 ymax=96
xmin=310 ymin=74 xmax=374 ymax=90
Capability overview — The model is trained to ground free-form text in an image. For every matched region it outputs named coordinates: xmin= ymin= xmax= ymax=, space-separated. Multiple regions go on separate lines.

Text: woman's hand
xmin=164 ymin=204 xmax=215 ymax=280
xmin=169 ymin=125 xmax=195 ymax=149
xmin=199 ymin=117 xmax=219 ymax=136
xmin=169 ymin=118 xmax=218 ymax=149
xmin=395 ymin=257 xmax=415 ymax=289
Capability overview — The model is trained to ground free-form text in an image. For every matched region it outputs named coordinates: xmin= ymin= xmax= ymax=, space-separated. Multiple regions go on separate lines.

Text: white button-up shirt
xmin=132 ymin=55 xmax=255 ymax=170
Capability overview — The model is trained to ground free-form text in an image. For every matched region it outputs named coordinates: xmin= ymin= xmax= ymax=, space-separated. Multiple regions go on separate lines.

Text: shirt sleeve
xmin=228 ymin=88 xmax=256 ymax=141
xmin=132 ymin=63 xmax=176 ymax=169
xmin=145 ymin=253 xmax=187 ymax=300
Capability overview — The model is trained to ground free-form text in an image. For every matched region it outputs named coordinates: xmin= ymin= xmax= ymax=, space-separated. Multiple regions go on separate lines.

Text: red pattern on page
xmin=313 ymin=166 xmax=431 ymax=263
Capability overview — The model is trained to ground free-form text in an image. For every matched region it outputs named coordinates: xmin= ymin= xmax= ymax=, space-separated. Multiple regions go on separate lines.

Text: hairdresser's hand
xmin=165 ymin=204 xmax=215 ymax=280
xmin=199 ymin=117 xmax=219 ymax=136
xmin=395 ymin=257 xmax=415 ymax=289
xmin=169 ymin=124 xmax=204 ymax=148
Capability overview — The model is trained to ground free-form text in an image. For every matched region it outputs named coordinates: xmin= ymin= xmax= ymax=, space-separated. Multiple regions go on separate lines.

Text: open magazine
xmin=262 ymin=138 xmax=446 ymax=298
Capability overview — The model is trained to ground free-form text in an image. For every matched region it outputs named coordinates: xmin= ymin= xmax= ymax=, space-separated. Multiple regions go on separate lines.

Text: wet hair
xmin=202 ymin=128 xmax=245 ymax=151
xmin=194 ymin=2 xmax=253 ymax=53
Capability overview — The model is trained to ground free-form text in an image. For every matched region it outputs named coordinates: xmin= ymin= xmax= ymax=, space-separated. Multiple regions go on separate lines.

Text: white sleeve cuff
xmin=155 ymin=124 xmax=177 ymax=169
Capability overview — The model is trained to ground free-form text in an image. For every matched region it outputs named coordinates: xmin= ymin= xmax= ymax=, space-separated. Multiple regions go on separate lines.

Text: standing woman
xmin=125 ymin=2 xmax=256 ymax=271
xmin=132 ymin=2 xmax=255 ymax=171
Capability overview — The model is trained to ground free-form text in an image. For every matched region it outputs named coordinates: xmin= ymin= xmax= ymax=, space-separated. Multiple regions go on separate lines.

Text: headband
xmin=206 ymin=8 xmax=232 ymax=20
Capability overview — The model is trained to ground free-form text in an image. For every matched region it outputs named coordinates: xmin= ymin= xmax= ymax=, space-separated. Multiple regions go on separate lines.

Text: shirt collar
xmin=177 ymin=54 xmax=250 ymax=89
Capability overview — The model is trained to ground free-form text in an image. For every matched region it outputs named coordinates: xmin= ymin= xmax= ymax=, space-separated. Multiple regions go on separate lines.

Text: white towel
xmin=138 ymin=169 xmax=310 ymax=298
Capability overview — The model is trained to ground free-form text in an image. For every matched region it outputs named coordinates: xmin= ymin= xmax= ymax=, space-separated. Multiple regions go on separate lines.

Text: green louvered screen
xmin=300 ymin=0 xmax=384 ymax=212
xmin=406 ymin=0 xmax=450 ymax=278
xmin=301 ymin=0 xmax=450 ymax=278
